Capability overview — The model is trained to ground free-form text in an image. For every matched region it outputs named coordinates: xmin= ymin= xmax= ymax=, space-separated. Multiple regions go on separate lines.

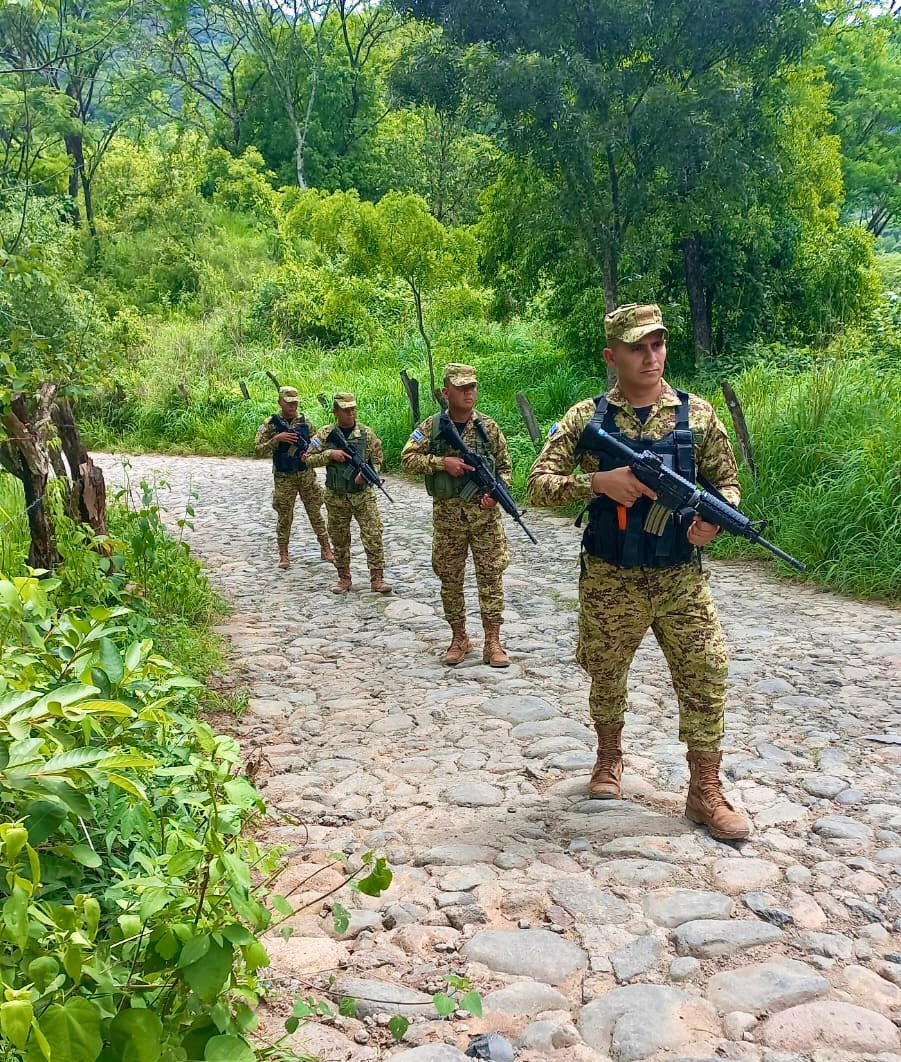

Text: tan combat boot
xmin=319 ymin=535 xmax=335 ymax=564
xmin=369 ymin=569 xmax=392 ymax=594
xmin=278 ymin=546 xmax=290 ymax=569
xmin=332 ymin=569 xmax=352 ymax=594
xmin=443 ymin=626 xmax=472 ymax=666
xmin=685 ymin=751 xmax=751 ymax=840
xmin=589 ymin=723 xmax=624 ymax=799
xmin=482 ymin=621 xmax=510 ymax=668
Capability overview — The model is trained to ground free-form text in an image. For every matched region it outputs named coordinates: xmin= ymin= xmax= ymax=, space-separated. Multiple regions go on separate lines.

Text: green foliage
xmin=248 ymin=263 xmax=408 ymax=347
xmin=0 ymin=574 xmax=276 ymax=1060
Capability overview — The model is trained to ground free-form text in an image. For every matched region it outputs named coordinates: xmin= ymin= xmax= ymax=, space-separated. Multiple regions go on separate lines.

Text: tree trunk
xmin=682 ymin=234 xmax=713 ymax=367
xmin=51 ymin=399 xmax=108 ymax=536
xmin=602 ymin=248 xmax=619 ymax=387
xmin=81 ymin=171 xmax=97 ymax=238
xmin=410 ymin=283 xmax=444 ymax=409
xmin=293 ymin=121 xmax=307 ymax=188
xmin=1 ymin=398 xmax=58 ymax=570
xmin=64 ymin=132 xmax=84 ymax=224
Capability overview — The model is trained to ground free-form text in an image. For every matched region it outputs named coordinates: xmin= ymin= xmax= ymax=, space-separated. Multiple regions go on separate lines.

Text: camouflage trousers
xmin=272 ymin=471 xmax=327 ymax=547
xmin=432 ymin=499 xmax=508 ymax=626
xmin=577 ymin=555 xmax=727 ymax=753
xmin=325 ymin=488 xmax=385 ymax=571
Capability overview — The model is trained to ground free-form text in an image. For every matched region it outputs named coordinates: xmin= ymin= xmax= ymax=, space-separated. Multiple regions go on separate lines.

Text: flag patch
xmin=548 ymin=421 xmax=559 ymax=437
xmin=310 ymin=437 xmax=322 ymax=450
xmin=409 ymin=428 xmax=425 ymax=442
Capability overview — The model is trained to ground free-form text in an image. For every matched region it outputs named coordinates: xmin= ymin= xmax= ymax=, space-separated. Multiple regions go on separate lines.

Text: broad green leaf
xmin=62 ymin=700 xmax=134 ymax=719
xmin=3 ymin=886 xmax=29 ymax=948
xmin=388 ymin=1015 xmax=409 ymax=1041
xmin=433 ymin=993 xmax=456 ymax=1017
xmin=38 ymin=998 xmax=102 ymax=1062
xmin=355 ymin=856 xmax=392 ymax=897
xmin=69 ymin=845 xmax=102 ymax=868
xmin=27 ymin=956 xmax=59 ymax=991
xmin=331 ymin=902 xmax=350 ymax=934
xmin=106 ymin=773 xmax=148 ymax=801
xmin=182 ymin=939 xmax=233 ymax=1003
xmin=109 ymin=1008 xmax=162 ymax=1062
xmin=337 ymin=997 xmax=357 ymax=1018
xmin=0 ymin=998 xmax=33 ymax=1049
xmin=221 ymin=924 xmax=254 ymax=946
xmin=0 ymin=690 xmax=40 ymax=720
xmin=22 ymin=799 xmax=68 ymax=844
xmin=124 ymin=642 xmax=143 ymax=672
xmin=242 ymin=941 xmax=268 ymax=971
xmin=270 ymin=894 xmax=293 ymax=917
xmin=36 ymin=749 xmax=108 ymax=774
xmin=97 ymin=638 xmax=124 ymax=684
xmin=459 ymin=990 xmax=482 ymax=1017
xmin=63 ymin=944 xmax=83 ymax=983
xmin=204 ymin=1035 xmax=254 ymax=1062
xmin=177 ymin=934 xmax=210 ymax=968
xmin=219 ymin=852 xmax=250 ymax=891
xmin=32 ymin=683 xmax=100 ymax=714
xmin=167 ymin=849 xmax=204 ymax=877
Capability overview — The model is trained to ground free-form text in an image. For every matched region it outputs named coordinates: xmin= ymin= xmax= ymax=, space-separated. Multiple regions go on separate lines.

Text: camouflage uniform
xmin=527 ymin=379 xmax=740 ymax=753
xmin=305 ymin=421 xmax=386 ymax=572
xmin=254 ymin=414 xmax=328 ymax=548
xmin=401 ymin=412 xmax=511 ymax=625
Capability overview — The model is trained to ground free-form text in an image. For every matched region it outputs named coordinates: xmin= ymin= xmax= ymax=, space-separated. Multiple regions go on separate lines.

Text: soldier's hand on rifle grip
xmin=590 ymin=467 xmax=657 ymax=507
xmin=273 ymin=431 xmax=299 ymax=444
xmin=330 ymin=449 xmax=348 ymax=462
xmin=479 ymin=494 xmax=497 ymax=510
xmin=354 ymin=472 xmax=365 ymax=486
xmin=687 ymin=515 xmax=720 ymax=547
xmin=443 ymin=456 xmax=474 ymax=477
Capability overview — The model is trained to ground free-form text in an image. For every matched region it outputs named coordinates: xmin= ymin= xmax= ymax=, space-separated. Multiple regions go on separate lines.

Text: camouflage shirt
xmin=400 ymin=411 xmax=512 ymax=487
xmin=254 ymin=413 xmax=316 ymax=457
xmin=527 ymin=380 xmax=740 ymax=509
xmin=304 ymin=421 xmax=384 ymax=472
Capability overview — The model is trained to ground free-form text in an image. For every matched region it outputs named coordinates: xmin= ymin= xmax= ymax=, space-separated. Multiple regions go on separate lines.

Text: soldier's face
xmin=279 ymin=398 xmax=299 ymax=418
xmin=335 ymin=405 xmax=356 ymax=429
xmin=604 ymin=331 xmax=667 ymax=391
xmin=443 ymin=382 xmax=477 ymax=416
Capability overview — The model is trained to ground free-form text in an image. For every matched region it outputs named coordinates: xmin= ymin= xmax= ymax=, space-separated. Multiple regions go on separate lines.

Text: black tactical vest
xmin=270 ymin=414 xmax=310 ymax=474
xmin=577 ymin=391 xmax=696 ymax=568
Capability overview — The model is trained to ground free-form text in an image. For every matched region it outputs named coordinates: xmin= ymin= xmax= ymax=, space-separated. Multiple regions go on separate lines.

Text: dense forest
xmin=0 ymin=4 xmax=898 ymax=1055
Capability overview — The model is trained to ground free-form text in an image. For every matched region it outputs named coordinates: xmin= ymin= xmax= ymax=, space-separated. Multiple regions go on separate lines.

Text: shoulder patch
xmin=548 ymin=421 xmax=559 ymax=438
xmin=309 ymin=437 xmax=322 ymax=450
xmin=409 ymin=428 xmax=425 ymax=442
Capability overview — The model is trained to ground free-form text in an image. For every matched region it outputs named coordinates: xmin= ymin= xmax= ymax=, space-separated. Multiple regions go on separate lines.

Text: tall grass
xmin=80 ymin=313 xmax=900 ymax=601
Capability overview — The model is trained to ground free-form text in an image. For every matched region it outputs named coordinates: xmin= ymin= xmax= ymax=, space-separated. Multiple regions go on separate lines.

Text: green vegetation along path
xmin=107 ymin=453 xmax=901 ymax=1062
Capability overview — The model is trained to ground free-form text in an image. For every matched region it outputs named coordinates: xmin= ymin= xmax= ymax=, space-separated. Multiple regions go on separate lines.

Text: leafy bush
xmin=247 ymin=263 xmax=407 ymax=346
xmin=0 ymin=575 xmax=276 ymax=1061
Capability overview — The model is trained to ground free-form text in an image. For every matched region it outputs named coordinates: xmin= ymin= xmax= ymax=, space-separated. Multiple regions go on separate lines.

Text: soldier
xmin=401 ymin=363 xmax=512 ymax=668
xmin=527 ymin=304 xmax=750 ymax=840
xmin=255 ymin=386 xmax=334 ymax=569
xmin=304 ymin=392 xmax=392 ymax=595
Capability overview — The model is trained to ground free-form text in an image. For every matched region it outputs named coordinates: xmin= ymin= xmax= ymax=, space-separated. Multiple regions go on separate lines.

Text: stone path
xmin=106 ymin=454 xmax=901 ymax=1062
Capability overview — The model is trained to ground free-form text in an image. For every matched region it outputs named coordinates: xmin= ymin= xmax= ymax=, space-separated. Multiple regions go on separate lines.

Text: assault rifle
xmin=325 ymin=427 xmax=394 ymax=503
xmin=584 ymin=423 xmax=805 ymax=571
xmin=438 ymin=413 xmax=538 ymax=545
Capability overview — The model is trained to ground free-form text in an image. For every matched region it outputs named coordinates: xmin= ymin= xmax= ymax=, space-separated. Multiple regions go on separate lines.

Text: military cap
xmin=604 ymin=303 xmax=668 ymax=344
xmin=333 ymin=391 xmax=357 ymax=409
xmin=443 ymin=363 xmax=478 ymax=386
xmin=278 ymin=385 xmax=299 ymax=401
